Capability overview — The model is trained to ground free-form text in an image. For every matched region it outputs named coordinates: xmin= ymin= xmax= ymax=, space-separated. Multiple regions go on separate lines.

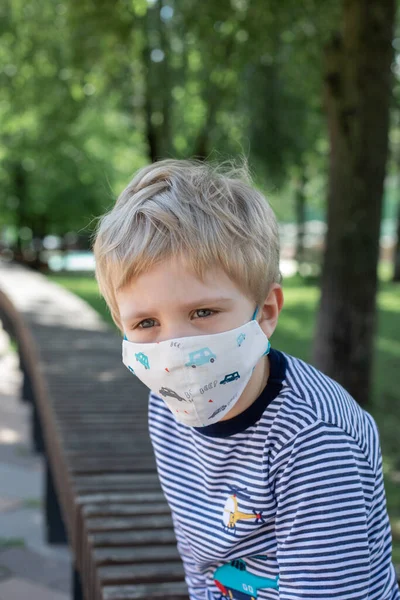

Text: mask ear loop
xmin=123 ymin=334 xmax=128 ymax=340
xmin=252 ymin=306 xmax=271 ymax=356
xmin=263 ymin=341 xmax=271 ymax=356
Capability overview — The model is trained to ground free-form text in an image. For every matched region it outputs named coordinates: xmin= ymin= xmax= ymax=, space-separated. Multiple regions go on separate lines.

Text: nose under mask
xmin=122 ymin=307 xmax=270 ymax=427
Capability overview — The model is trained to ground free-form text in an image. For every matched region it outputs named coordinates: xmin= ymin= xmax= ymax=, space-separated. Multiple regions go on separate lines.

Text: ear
xmin=258 ymin=283 xmax=284 ymax=339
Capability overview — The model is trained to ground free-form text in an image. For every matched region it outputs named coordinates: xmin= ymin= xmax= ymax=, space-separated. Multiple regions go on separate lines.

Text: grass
xmin=22 ymin=498 xmax=42 ymax=509
xmin=47 ymin=270 xmax=400 ymax=561
xmin=0 ymin=537 xmax=25 ymax=549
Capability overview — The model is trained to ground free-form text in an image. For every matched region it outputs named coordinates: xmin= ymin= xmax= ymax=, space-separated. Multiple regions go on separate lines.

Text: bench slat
xmin=102 ymin=581 xmax=189 ymax=600
xmin=86 ymin=515 xmax=173 ymax=532
xmin=78 ymin=492 xmax=165 ymax=504
xmin=90 ymin=529 xmax=177 ymax=547
xmin=83 ymin=503 xmax=171 ymax=517
xmin=98 ymin=562 xmax=185 ymax=584
xmin=93 ymin=546 xmax=180 ymax=565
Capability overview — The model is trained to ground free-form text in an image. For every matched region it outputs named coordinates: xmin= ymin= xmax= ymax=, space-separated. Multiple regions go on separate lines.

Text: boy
xmin=93 ymin=159 xmax=399 ymax=599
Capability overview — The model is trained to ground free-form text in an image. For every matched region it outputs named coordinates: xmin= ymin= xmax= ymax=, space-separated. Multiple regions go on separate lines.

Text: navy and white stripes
xmin=148 ymin=349 xmax=399 ymax=599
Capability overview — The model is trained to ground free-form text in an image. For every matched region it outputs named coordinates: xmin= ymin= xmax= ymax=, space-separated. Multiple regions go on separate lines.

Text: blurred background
xmin=0 ymin=0 xmax=398 ymax=278
xmin=0 ymin=0 xmax=399 ymax=576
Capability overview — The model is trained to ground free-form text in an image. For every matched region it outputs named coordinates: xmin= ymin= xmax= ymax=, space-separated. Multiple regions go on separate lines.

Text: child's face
xmin=117 ymin=255 xmax=258 ymax=343
xmin=118 ymin=255 xmax=283 ymax=422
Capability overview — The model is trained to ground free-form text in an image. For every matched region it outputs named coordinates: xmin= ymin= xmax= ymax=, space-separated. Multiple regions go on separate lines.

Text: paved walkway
xmin=0 ymin=323 xmax=71 ymax=600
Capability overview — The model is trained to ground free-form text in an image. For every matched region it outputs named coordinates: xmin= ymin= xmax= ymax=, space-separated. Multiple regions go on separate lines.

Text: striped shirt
xmin=148 ymin=348 xmax=399 ymax=600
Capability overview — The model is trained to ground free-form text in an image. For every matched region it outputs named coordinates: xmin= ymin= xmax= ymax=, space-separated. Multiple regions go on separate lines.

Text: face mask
xmin=122 ymin=307 xmax=270 ymax=427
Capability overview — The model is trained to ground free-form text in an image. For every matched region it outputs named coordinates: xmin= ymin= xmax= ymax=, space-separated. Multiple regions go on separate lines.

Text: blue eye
xmin=138 ymin=319 xmax=156 ymax=329
xmin=194 ymin=309 xmax=214 ymax=318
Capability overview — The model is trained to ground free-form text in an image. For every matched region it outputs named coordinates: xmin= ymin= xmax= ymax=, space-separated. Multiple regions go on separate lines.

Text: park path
xmin=0 ymin=259 xmax=107 ymax=599
xmin=0 ymin=320 xmax=72 ymax=600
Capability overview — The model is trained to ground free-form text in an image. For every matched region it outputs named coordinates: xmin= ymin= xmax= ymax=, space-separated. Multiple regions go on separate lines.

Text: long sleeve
xmin=172 ymin=511 xmax=208 ymax=600
xmin=271 ymin=420 xmax=377 ymax=599
xmin=148 ymin=358 xmax=399 ymax=600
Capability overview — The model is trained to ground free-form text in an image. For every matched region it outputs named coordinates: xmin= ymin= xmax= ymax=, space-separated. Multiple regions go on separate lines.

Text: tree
xmin=240 ymin=1 xmax=338 ymax=262
xmin=312 ymin=0 xmax=396 ymax=404
xmin=394 ymin=201 xmax=400 ymax=281
xmin=0 ymin=0 xmax=146 ymax=250
xmin=391 ymin=91 xmax=400 ymax=283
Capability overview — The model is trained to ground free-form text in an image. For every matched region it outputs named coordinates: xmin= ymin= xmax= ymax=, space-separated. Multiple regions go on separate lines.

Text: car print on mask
xmin=208 ymin=404 xmax=227 ymax=420
xmin=220 ymin=372 xmax=240 ymax=385
xmin=159 ymin=387 xmax=190 ymax=403
xmin=185 ymin=347 xmax=217 ymax=368
xmin=236 ymin=333 xmax=246 ymax=347
xmin=135 ymin=352 xmax=150 ymax=369
xmin=128 ymin=366 xmax=136 ymax=375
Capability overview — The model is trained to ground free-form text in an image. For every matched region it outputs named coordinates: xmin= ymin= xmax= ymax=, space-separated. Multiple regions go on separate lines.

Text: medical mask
xmin=122 ymin=308 xmax=270 ymax=427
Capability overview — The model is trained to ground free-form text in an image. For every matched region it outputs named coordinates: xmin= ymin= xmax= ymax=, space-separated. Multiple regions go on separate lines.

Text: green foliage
xmin=0 ymin=0 xmax=395 ymax=242
xmin=0 ymin=0 xmax=147 ymax=239
xmin=0 ymin=0 xmax=344 ymax=243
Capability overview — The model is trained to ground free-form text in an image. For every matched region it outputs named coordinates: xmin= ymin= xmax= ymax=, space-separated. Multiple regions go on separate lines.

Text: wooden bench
xmin=0 ymin=261 xmax=189 ymax=600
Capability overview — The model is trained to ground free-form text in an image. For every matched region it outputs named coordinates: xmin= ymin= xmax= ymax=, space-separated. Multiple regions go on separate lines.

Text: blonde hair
xmin=92 ymin=159 xmax=281 ymax=332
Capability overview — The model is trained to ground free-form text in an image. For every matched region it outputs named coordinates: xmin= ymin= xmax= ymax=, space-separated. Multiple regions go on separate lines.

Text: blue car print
xmin=237 ymin=333 xmax=246 ymax=347
xmin=128 ymin=366 xmax=136 ymax=375
xmin=135 ymin=352 xmax=150 ymax=369
xmin=185 ymin=347 xmax=217 ymax=368
xmin=220 ymin=372 xmax=240 ymax=385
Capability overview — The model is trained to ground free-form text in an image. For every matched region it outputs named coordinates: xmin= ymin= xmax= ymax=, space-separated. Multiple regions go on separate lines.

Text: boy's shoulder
xmin=271 ymin=349 xmax=380 ymax=468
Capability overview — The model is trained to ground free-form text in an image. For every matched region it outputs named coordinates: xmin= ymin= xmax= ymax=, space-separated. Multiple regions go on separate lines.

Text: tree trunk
xmin=193 ymin=34 xmax=236 ymax=160
xmin=143 ymin=41 xmax=159 ymax=163
xmin=193 ymin=96 xmax=219 ymax=160
xmin=143 ymin=8 xmax=160 ymax=163
xmin=142 ymin=2 xmax=173 ymax=162
xmin=393 ymin=200 xmax=400 ymax=281
xmin=295 ymin=170 xmax=307 ymax=271
xmin=312 ymin=0 xmax=395 ymax=405
xmin=158 ymin=0 xmax=172 ymax=158
xmin=14 ymin=161 xmax=29 ymax=256
xmin=392 ymin=107 xmax=400 ymax=281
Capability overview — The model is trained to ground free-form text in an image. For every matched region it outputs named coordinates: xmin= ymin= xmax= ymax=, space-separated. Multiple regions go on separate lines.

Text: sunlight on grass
xmin=378 ymin=261 xmax=395 ymax=283
xmin=378 ymin=284 xmax=400 ymax=310
xmin=376 ymin=337 xmax=400 ymax=356
xmin=0 ymin=537 xmax=25 ymax=549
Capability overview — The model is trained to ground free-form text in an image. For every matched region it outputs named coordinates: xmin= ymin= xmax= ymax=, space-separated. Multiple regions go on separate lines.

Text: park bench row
xmin=0 ymin=261 xmax=189 ymax=600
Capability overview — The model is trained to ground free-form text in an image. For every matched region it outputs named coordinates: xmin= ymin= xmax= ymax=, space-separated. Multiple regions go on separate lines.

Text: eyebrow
xmin=121 ymin=297 xmax=233 ymax=323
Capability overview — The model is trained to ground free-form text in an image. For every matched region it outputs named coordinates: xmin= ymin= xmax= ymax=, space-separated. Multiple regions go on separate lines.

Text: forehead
xmin=116 ymin=256 xmax=245 ymax=321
